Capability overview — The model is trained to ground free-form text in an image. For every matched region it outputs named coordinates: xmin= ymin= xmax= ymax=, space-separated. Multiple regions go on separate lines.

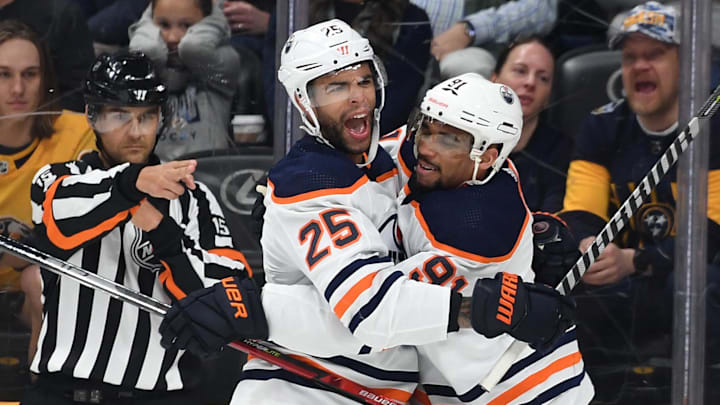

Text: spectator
xmin=221 ymin=0 xmax=273 ymax=128
xmin=72 ymin=0 xmax=148 ymax=50
xmin=222 ymin=0 xmax=273 ymax=57
xmin=129 ymin=0 xmax=240 ymax=160
xmin=491 ymin=36 xmax=572 ymax=213
xmin=607 ymin=0 xmax=720 ymax=87
xmin=0 ymin=19 xmax=96 ymax=365
xmin=431 ymin=0 xmax=558 ymax=79
xmin=0 ymin=0 xmax=95 ymax=112
xmin=559 ymin=1 xmax=720 ymax=395
xmin=409 ymin=0 xmax=463 ymax=36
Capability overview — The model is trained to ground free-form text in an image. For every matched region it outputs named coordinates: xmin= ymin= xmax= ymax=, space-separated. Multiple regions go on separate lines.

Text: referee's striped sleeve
xmin=148 ymin=182 xmax=252 ymax=300
xmin=30 ymin=161 xmax=143 ymax=258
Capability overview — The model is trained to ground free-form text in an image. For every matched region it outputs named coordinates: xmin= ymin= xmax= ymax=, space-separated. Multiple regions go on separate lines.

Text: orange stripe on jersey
xmin=333 ymin=271 xmax=378 ymax=319
xmin=209 ymin=248 xmax=253 ymax=277
xmin=411 ymin=388 xmax=431 ymax=405
xmin=158 ymin=261 xmax=187 ymax=300
xmin=411 ymin=199 xmax=530 ymax=263
xmin=43 ymin=175 xmax=137 ymax=251
xmin=488 ymin=352 xmax=582 ymax=405
xmin=376 ymin=168 xmax=398 ymax=183
xmin=269 ymin=176 xmax=370 ymax=204
xmin=380 ymin=127 xmax=404 ymax=141
xmin=286 ymin=354 xmax=413 ymax=403
xmin=506 ymin=159 xmax=532 ymax=216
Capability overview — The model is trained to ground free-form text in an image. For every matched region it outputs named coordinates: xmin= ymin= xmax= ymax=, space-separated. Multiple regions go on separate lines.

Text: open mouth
xmin=635 ymin=81 xmax=657 ymax=94
xmin=344 ymin=112 xmax=370 ymax=140
xmin=416 ymin=158 xmax=438 ymax=174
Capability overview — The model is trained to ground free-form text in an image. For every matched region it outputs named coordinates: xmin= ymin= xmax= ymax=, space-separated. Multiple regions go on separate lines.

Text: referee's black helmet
xmin=83 ymin=51 xmax=166 ymax=107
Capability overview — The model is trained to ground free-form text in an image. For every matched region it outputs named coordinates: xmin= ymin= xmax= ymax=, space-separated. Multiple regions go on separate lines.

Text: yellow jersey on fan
xmin=0 ymin=111 xmax=96 ymax=291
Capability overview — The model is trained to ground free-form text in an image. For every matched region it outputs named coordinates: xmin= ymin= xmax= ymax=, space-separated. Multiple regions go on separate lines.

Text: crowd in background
xmin=1 ymin=0 xmax=719 ymax=404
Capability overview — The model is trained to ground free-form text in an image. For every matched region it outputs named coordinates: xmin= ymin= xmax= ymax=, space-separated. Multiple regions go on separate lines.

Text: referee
xmin=20 ymin=51 xmax=264 ymax=405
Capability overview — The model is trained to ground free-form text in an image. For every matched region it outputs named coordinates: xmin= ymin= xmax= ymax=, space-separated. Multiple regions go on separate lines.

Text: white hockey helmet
xmin=418 ymin=73 xmax=523 ymax=184
xmin=278 ymin=19 xmax=386 ymax=166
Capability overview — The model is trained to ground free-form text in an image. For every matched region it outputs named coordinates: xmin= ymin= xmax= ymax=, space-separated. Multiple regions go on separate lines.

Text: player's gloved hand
xmin=159 ymin=276 xmax=268 ymax=357
xmin=470 ymin=272 xmax=576 ymax=352
xmin=250 ymin=177 xmax=268 ymax=242
xmin=532 ymin=212 xmax=581 ymax=287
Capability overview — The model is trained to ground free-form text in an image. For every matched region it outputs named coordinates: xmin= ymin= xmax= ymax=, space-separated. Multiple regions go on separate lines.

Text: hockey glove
xmin=470 ymin=272 xmax=576 ymax=352
xmin=250 ymin=177 xmax=268 ymax=242
xmin=532 ymin=212 xmax=581 ymax=287
xmin=159 ymin=276 xmax=268 ymax=357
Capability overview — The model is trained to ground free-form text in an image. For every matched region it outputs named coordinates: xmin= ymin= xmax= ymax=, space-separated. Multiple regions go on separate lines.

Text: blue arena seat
xmin=547 ymin=45 xmax=623 ymax=139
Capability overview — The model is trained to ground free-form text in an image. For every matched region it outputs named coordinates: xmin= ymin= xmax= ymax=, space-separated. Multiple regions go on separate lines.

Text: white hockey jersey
xmin=238 ymin=136 xmax=459 ymax=404
xmin=384 ymin=128 xmax=594 ymax=404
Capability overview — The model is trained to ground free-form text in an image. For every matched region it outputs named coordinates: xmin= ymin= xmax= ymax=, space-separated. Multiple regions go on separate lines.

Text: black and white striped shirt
xmin=28 ymin=151 xmax=250 ymax=391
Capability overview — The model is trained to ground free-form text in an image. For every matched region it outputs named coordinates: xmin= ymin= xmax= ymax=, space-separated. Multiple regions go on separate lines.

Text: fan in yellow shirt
xmin=0 ymin=20 xmax=96 ymax=365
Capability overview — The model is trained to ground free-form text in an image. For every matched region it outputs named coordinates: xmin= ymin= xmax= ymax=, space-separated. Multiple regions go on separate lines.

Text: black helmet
xmin=83 ymin=51 xmax=167 ymax=106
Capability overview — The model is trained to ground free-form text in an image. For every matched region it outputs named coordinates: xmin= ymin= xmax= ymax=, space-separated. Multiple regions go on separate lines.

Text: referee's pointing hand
xmin=136 ymin=160 xmax=197 ymax=200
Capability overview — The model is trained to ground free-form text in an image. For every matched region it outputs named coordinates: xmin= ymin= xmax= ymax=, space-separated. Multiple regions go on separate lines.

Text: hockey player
xmin=22 ymin=50 xmax=267 ymax=405
xmin=159 ymin=19 xmax=576 ymax=404
xmin=381 ymin=73 xmax=593 ymax=404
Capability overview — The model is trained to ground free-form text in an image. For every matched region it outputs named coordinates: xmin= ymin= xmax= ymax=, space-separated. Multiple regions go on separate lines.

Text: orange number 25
xmin=299 ymin=208 xmax=361 ymax=270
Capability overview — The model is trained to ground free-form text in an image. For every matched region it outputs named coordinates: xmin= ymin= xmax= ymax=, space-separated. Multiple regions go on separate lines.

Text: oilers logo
xmin=637 ymin=203 xmax=674 ymax=240
xmin=499 ymin=85 xmax=515 ymax=104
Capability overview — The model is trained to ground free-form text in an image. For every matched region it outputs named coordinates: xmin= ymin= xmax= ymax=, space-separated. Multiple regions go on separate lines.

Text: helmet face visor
xmin=307 ymin=61 xmax=384 ymax=108
xmin=414 ymin=115 xmax=473 ymax=154
xmin=89 ymin=107 xmax=160 ymax=134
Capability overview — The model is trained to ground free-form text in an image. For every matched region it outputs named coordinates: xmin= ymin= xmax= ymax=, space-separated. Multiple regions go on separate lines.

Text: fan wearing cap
xmin=560 ymin=0 xmax=720 ymax=384
xmin=21 ymin=50 xmax=263 ymax=405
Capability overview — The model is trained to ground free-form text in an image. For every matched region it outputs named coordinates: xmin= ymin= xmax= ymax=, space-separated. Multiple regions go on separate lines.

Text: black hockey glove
xmin=159 ymin=276 xmax=268 ymax=357
xmin=470 ymin=272 xmax=576 ymax=352
xmin=531 ymin=212 xmax=581 ymax=287
xmin=250 ymin=177 xmax=267 ymax=242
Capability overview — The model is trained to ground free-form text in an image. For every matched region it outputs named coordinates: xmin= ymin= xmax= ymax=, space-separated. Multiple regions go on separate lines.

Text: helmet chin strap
xmin=466 ymin=149 xmax=494 ymax=186
xmin=356 ymin=108 xmax=381 ymax=168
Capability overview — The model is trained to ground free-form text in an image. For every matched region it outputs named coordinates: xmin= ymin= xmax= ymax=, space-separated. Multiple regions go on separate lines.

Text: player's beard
xmin=408 ymin=172 xmax=440 ymax=194
xmin=316 ymin=109 xmax=372 ymax=156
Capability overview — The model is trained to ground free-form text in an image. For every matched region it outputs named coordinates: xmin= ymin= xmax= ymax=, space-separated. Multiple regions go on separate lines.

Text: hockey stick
xmin=480 ymin=85 xmax=720 ymax=391
xmin=0 ymin=235 xmax=402 ymax=405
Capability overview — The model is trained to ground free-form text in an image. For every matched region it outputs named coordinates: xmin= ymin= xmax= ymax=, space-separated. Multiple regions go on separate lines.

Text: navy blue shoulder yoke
xmin=411 ymin=165 xmax=530 ymax=259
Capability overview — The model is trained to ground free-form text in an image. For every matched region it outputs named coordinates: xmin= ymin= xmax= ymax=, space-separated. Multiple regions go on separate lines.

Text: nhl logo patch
xmin=499 ymin=85 xmax=514 ymax=104
xmin=0 ymin=160 xmax=8 ymax=175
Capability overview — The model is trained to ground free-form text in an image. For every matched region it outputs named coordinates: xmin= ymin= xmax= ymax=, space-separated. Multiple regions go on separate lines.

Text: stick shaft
xmin=0 ymin=235 xmax=401 ymax=405
xmin=480 ymin=86 xmax=720 ymax=391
